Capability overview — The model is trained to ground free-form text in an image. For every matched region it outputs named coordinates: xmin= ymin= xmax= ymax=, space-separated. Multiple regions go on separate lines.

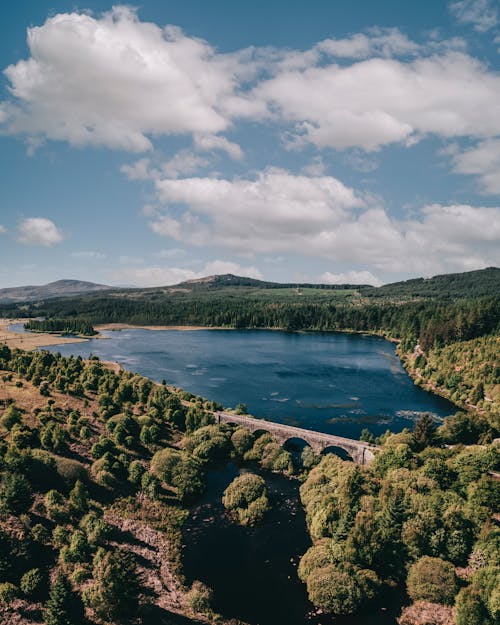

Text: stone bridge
xmin=214 ymin=411 xmax=377 ymax=465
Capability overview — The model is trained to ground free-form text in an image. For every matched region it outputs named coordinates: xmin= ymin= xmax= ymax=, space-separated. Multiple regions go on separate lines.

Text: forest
xmin=24 ymin=319 xmax=97 ymax=337
xmin=0 ymin=345 xmax=498 ymax=625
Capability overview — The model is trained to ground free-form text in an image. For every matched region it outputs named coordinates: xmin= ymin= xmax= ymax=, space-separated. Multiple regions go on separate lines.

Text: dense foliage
xmin=0 ymin=331 xmax=498 ymax=625
xmin=24 ymin=319 xmax=96 ymax=336
xmin=298 ymin=436 xmax=499 ymax=621
xmin=222 ymin=473 xmax=270 ymax=526
xmin=0 ymin=345 xmax=302 ymax=623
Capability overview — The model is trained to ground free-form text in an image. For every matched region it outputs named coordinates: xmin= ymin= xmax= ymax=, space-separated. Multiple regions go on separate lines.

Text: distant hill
xmin=0 ymin=279 xmax=111 ymax=303
xmin=175 ymin=273 xmax=369 ymax=291
xmin=364 ymin=267 xmax=500 ymax=300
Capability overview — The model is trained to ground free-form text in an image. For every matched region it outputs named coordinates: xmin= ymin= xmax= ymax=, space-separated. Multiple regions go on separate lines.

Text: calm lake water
xmin=37 ymin=328 xmax=456 ymax=438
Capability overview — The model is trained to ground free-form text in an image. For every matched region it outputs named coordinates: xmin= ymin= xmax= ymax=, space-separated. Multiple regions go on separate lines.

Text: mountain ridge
xmin=0 ymin=279 xmax=110 ymax=303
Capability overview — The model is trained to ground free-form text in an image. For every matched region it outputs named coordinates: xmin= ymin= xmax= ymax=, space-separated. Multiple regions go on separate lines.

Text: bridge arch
xmin=321 ymin=445 xmax=354 ymax=462
xmin=283 ymin=437 xmax=311 ymax=453
xmin=214 ymin=411 xmax=377 ymax=465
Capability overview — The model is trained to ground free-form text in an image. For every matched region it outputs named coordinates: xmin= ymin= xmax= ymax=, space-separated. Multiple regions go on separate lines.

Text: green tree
xmin=406 ymin=556 xmax=457 ymax=605
xmin=85 ymin=549 xmax=142 ymax=622
xmin=412 ymin=413 xmax=436 ymax=450
xmin=44 ymin=573 xmax=85 ymax=625
xmin=222 ymin=473 xmax=270 ymax=526
xmin=20 ymin=568 xmax=45 ymax=600
xmin=455 ymin=586 xmax=491 ymax=625
xmin=69 ymin=480 xmax=89 ymax=515
xmin=0 ymin=472 xmax=33 ymax=513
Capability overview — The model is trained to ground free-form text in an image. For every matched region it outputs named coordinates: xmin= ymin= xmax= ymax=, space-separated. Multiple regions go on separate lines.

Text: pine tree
xmin=412 ymin=413 xmax=436 ymax=451
xmin=86 ymin=549 xmax=142 ymax=622
xmin=44 ymin=573 xmax=84 ymax=625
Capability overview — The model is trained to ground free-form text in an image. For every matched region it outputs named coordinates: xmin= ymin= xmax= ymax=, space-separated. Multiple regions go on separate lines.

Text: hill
xmin=0 ymin=279 xmax=111 ymax=303
xmin=365 ymin=267 xmax=500 ymax=300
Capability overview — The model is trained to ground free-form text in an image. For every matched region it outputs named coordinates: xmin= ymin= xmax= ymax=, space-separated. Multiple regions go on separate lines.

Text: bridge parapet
xmin=215 ymin=411 xmax=377 ymax=465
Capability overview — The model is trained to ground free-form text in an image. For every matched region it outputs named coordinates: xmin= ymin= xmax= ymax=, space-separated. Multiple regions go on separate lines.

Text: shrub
xmin=407 ymin=556 xmax=457 ymax=605
xmin=0 ymin=582 xmax=18 ymax=606
xmin=0 ymin=472 xmax=33 ymax=513
xmin=186 ymin=580 xmax=213 ymax=613
xmin=455 ymin=587 xmax=491 ymax=625
xmin=20 ymin=568 xmax=45 ymax=600
xmin=305 ymin=564 xmax=379 ymax=615
xmin=222 ymin=473 xmax=270 ymax=526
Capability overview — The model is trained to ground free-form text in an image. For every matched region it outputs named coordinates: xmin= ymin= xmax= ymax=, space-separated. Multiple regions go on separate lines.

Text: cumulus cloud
xmin=0 ymin=6 xmax=246 ymax=151
xmin=0 ymin=225 xmax=7 ymax=234
xmin=109 ymin=260 xmax=262 ymax=287
xmin=316 ymin=28 xmax=419 ymax=59
xmin=320 ymin=270 xmax=382 ymax=286
xmin=450 ymin=139 xmax=500 ymax=194
xmin=142 ymin=168 xmax=500 ymax=275
xmin=449 ymin=0 xmax=499 ymax=32
xmin=3 ymin=9 xmax=499 ymax=158
xmin=18 ymin=218 xmax=64 ymax=246
xmin=71 ymin=250 xmax=107 ymax=260
xmin=254 ymin=51 xmax=500 ymax=151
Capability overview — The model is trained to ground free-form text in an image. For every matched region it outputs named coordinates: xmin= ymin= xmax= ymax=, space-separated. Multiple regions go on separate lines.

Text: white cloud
xmin=320 ymin=270 xmax=382 ymax=286
xmin=143 ymin=168 xmax=500 ymax=275
xmin=193 ymin=134 xmax=243 ymax=160
xmin=0 ymin=225 xmax=7 ymax=234
xmin=3 ymin=11 xmax=495 ymax=159
xmin=254 ymin=51 xmax=500 ymax=151
xmin=151 ymin=168 xmax=363 ymax=240
xmin=18 ymin=218 xmax=64 ymax=246
xmin=121 ymin=151 xmax=211 ymax=181
xmin=71 ymin=250 xmax=107 ymax=260
xmin=109 ymin=260 xmax=262 ymax=287
xmin=449 ymin=0 xmax=499 ymax=32
xmin=316 ymin=28 xmax=419 ymax=59
xmin=450 ymin=139 xmax=500 ymax=194
xmin=1 ymin=7 xmax=245 ymax=151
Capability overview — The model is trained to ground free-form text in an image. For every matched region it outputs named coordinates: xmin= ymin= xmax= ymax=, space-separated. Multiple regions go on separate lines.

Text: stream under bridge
xmin=214 ymin=411 xmax=378 ymax=465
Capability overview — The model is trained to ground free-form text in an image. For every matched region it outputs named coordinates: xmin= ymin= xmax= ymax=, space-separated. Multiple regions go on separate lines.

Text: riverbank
xmin=95 ymin=323 xmax=232 ymax=332
xmin=0 ymin=318 xmax=91 ymax=349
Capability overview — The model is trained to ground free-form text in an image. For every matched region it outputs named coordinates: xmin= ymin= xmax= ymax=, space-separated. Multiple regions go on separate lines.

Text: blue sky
xmin=0 ymin=0 xmax=499 ymax=288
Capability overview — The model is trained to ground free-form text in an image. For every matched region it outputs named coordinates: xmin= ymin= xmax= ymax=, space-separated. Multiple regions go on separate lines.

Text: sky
xmin=0 ymin=0 xmax=500 ymax=288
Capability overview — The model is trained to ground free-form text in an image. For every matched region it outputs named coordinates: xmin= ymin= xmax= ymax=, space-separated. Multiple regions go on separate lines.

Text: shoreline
xmin=95 ymin=323 xmax=232 ymax=332
xmin=0 ymin=319 xmax=467 ymax=416
xmin=0 ymin=318 xmax=92 ymax=350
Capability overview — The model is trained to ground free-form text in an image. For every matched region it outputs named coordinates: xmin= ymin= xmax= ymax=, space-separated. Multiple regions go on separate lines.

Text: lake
xmin=39 ymin=327 xmax=457 ymax=438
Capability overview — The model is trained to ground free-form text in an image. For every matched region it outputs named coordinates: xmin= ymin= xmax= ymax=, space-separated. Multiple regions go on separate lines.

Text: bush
xmin=407 ymin=556 xmax=457 ymax=605
xmin=0 ymin=405 xmax=22 ymax=430
xmin=305 ymin=564 xmax=379 ymax=615
xmin=186 ymin=580 xmax=214 ymax=614
xmin=0 ymin=582 xmax=18 ymax=605
xmin=20 ymin=568 xmax=45 ymax=600
xmin=455 ymin=586 xmax=491 ymax=625
xmin=222 ymin=473 xmax=270 ymax=526
xmin=0 ymin=472 xmax=33 ymax=513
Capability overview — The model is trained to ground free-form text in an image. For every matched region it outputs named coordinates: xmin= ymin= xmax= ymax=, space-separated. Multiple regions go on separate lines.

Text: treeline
xmin=11 ymin=295 xmax=499 ymax=352
xmin=363 ymin=266 xmax=500 ymax=300
xmin=24 ymin=319 xmax=96 ymax=336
